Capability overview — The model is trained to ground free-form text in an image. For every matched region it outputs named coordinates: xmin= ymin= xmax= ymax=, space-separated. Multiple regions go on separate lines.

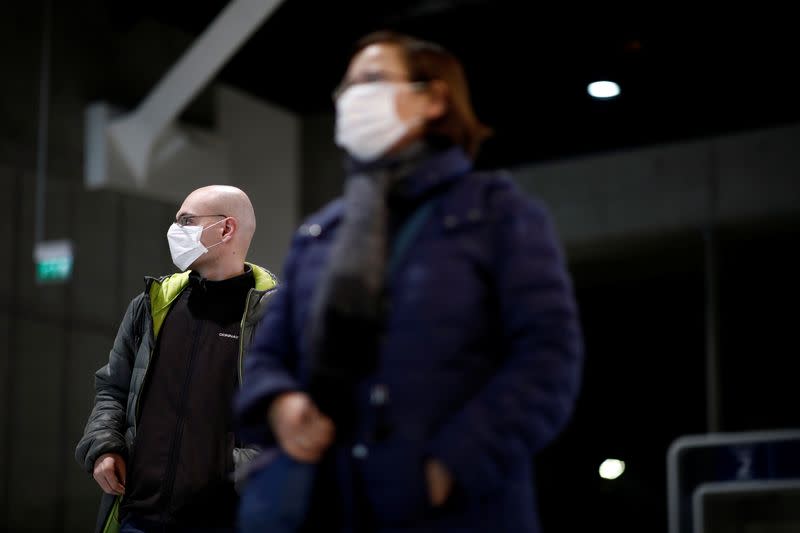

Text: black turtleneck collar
xmin=187 ymin=264 xmax=255 ymax=324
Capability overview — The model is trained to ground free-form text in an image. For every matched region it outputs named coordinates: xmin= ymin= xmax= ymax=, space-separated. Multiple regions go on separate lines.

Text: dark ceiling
xmin=115 ymin=1 xmax=799 ymax=169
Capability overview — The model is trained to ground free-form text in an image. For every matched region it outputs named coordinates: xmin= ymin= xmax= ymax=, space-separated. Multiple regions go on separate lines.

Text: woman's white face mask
xmin=166 ymin=218 xmax=225 ymax=271
xmin=334 ymin=82 xmax=423 ymax=162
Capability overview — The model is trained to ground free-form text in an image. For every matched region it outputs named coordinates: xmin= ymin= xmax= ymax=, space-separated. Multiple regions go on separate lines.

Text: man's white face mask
xmin=334 ymin=81 xmax=423 ymax=162
xmin=166 ymin=218 xmax=226 ymax=271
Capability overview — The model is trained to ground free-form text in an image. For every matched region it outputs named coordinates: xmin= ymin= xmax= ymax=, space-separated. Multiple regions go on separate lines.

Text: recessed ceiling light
xmin=588 ymin=80 xmax=620 ymax=99
xmin=599 ymin=458 xmax=626 ymax=480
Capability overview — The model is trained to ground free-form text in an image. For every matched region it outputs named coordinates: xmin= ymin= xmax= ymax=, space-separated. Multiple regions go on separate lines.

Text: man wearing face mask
xmin=75 ymin=185 xmax=278 ymax=533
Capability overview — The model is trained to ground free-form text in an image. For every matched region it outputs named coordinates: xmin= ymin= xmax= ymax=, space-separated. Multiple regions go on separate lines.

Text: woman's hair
xmin=351 ymin=30 xmax=492 ymax=159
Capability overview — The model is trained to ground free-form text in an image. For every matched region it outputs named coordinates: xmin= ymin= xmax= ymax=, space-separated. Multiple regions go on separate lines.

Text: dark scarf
xmin=306 ymin=143 xmax=433 ymax=436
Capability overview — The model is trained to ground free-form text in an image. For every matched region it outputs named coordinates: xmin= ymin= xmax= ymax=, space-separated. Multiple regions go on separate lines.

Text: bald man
xmin=75 ymin=186 xmax=278 ymax=533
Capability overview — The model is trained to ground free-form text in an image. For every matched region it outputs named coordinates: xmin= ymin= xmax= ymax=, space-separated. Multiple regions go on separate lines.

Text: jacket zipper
xmin=134 ymin=348 xmax=153 ymax=425
xmin=160 ymin=318 xmax=205 ymax=518
xmin=238 ymin=289 xmax=255 ymax=386
xmin=134 ymin=295 xmax=156 ymax=425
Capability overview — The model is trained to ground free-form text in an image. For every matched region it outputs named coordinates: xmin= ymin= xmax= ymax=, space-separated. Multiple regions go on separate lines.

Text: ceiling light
xmin=599 ymin=458 xmax=626 ymax=480
xmin=588 ymin=81 xmax=620 ymax=99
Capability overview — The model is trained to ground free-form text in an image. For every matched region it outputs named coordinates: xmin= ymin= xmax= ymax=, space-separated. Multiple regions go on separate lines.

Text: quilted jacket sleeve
xmin=75 ymin=293 xmax=146 ymax=473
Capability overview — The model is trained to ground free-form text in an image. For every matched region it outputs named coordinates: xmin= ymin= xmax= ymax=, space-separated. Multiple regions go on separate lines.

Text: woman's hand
xmin=425 ymin=458 xmax=454 ymax=507
xmin=268 ymin=392 xmax=335 ymax=463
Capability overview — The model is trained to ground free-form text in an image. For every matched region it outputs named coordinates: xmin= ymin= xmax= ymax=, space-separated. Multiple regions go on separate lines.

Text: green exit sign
xmin=34 ymin=240 xmax=74 ymax=283
xmin=36 ymin=257 xmax=73 ymax=281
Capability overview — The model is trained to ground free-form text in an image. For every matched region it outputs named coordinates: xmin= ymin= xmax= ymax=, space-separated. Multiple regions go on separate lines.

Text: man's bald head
xmin=178 ymin=185 xmax=256 ymax=257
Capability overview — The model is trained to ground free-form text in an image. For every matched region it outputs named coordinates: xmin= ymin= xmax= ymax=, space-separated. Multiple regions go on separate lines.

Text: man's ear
xmin=222 ymin=217 xmax=238 ymax=242
xmin=423 ymin=80 xmax=448 ymax=120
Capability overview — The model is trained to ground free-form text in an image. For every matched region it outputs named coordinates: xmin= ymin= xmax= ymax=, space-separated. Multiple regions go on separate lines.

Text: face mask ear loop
xmin=201 ymin=217 xmax=229 ymax=250
xmin=201 ymin=217 xmax=228 ymax=231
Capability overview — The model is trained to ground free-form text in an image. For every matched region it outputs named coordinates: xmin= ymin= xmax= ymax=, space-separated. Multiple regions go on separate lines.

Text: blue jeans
xmin=119 ymin=516 xmax=234 ymax=533
xmin=237 ymin=452 xmax=316 ymax=533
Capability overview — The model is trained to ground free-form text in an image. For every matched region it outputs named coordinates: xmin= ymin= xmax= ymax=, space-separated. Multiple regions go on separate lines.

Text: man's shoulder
xmin=140 ymin=271 xmax=192 ymax=314
xmin=142 ymin=271 xmax=186 ymax=290
xmin=247 ymin=263 xmax=279 ymax=292
xmin=119 ymin=291 xmax=150 ymax=330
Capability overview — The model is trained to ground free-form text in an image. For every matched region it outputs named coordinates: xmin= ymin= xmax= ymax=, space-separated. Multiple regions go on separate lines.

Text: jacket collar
xmin=393 ymin=145 xmax=472 ymax=200
xmin=345 ymin=144 xmax=473 ymax=201
xmin=145 ymin=262 xmax=277 ymax=338
xmin=300 ymin=145 xmax=474 ymax=239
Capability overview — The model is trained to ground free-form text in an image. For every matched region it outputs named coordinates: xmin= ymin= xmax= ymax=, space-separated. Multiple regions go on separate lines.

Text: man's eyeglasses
xmin=175 ymin=214 xmax=227 ymax=227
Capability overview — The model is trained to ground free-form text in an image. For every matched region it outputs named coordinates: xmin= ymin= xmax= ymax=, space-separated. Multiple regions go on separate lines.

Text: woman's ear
xmin=423 ymin=80 xmax=448 ymax=120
